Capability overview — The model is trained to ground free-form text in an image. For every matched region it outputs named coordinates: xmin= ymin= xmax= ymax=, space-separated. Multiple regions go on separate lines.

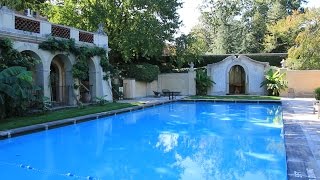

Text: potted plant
xmin=260 ymin=69 xmax=287 ymax=96
xmin=195 ymin=69 xmax=215 ymax=95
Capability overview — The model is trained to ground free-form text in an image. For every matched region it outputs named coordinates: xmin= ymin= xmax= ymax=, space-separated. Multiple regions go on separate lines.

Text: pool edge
xmin=0 ymin=99 xmax=281 ymax=139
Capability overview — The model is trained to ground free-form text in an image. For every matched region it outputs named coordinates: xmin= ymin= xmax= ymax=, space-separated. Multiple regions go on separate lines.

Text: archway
xmin=228 ymin=65 xmax=246 ymax=94
xmin=20 ymin=50 xmax=43 ymax=87
xmin=49 ymin=54 xmax=73 ymax=106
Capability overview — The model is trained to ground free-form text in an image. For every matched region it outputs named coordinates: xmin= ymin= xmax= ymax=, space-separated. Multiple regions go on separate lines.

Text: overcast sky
xmin=178 ymin=0 xmax=320 ymax=35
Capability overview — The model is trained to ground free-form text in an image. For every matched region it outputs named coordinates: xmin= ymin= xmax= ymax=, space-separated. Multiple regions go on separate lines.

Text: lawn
xmin=187 ymin=95 xmax=281 ymax=100
xmin=0 ymin=102 xmax=137 ymax=131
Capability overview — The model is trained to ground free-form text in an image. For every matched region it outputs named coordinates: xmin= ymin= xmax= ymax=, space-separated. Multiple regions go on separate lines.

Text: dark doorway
xmin=50 ymin=63 xmax=59 ymax=102
xmin=229 ymin=65 xmax=246 ymax=94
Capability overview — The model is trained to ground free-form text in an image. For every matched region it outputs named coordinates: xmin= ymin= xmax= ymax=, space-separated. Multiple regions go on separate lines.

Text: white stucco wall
xmin=158 ymin=71 xmax=196 ymax=96
xmin=207 ymin=55 xmax=269 ymax=95
xmin=123 ymin=71 xmax=196 ymax=99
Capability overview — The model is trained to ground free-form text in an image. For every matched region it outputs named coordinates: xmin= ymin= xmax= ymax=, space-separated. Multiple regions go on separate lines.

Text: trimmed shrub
xmin=127 ymin=63 xmax=160 ymax=82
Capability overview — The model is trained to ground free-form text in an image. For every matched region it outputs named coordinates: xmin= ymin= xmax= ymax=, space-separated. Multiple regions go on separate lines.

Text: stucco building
xmin=0 ymin=7 xmax=112 ymax=106
xmin=207 ymin=55 xmax=270 ymax=95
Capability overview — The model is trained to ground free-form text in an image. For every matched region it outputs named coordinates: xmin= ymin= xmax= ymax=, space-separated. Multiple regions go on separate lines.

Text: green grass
xmin=187 ymin=95 xmax=281 ymax=100
xmin=0 ymin=103 xmax=137 ymax=131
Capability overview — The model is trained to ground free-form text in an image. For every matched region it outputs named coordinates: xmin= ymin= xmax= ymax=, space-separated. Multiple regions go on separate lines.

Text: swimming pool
xmin=0 ymin=102 xmax=287 ymax=179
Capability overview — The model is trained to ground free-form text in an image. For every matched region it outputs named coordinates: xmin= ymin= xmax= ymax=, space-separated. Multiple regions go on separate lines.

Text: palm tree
xmin=260 ymin=69 xmax=287 ymax=96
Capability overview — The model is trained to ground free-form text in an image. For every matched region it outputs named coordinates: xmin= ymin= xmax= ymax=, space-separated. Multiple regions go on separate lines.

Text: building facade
xmin=0 ymin=7 xmax=112 ymax=106
xmin=207 ymin=55 xmax=269 ymax=95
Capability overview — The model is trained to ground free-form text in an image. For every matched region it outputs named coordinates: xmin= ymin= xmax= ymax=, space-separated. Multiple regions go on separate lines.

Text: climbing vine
xmin=39 ymin=37 xmax=113 ymax=80
xmin=0 ymin=38 xmax=39 ymax=70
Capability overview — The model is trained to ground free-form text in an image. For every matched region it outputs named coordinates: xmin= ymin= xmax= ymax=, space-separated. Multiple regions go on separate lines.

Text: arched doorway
xmin=229 ymin=65 xmax=246 ymax=94
xmin=49 ymin=54 xmax=73 ymax=106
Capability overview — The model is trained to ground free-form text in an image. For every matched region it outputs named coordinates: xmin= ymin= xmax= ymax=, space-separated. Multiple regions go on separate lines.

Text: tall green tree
xmin=286 ymin=9 xmax=320 ymax=69
xmin=0 ymin=0 xmax=45 ymax=11
xmin=175 ymin=33 xmax=205 ymax=68
xmin=41 ymin=0 xmax=181 ymax=65
xmin=198 ymin=0 xmax=306 ymax=54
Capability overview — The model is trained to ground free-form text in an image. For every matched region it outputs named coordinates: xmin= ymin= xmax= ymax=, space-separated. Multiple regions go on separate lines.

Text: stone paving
xmin=282 ymin=98 xmax=320 ymax=179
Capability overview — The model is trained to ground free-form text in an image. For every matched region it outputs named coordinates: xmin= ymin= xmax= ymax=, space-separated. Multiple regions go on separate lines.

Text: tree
xmin=175 ymin=34 xmax=205 ymax=68
xmin=0 ymin=0 xmax=46 ymax=11
xmin=287 ymin=10 xmax=320 ymax=69
xmin=264 ymin=10 xmax=310 ymax=53
xmin=263 ymin=8 xmax=320 ymax=70
xmin=41 ymin=0 xmax=181 ymax=65
xmin=198 ymin=0 xmax=306 ymax=54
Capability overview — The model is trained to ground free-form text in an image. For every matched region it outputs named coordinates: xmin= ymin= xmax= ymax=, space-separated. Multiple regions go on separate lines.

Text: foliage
xmin=39 ymin=37 xmax=113 ymax=80
xmin=0 ymin=38 xmax=39 ymax=71
xmin=314 ymin=87 xmax=320 ymax=100
xmin=40 ymin=0 xmax=181 ymax=65
xmin=195 ymin=69 xmax=214 ymax=95
xmin=94 ymin=95 xmax=109 ymax=105
xmin=0 ymin=0 xmax=46 ymax=11
xmin=286 ymin=9 xmax=320 ymax=70
xmin=260 ymin=69 xmax=287 ymax=96
xmin=41 ymin=96 xmax=52 ymax=112
xmin=0 ymin=66 xmax=40 ymax=119
xmin=174 ymin=34 xmax=205 ymax=68
xmin=38 ymin=37 xmax=76 ymax=52
xmin=197 ymin=0 xmax=306 ymax=54
xmin=126 ymin=63 xmax=160 ymax=82
xmin=264 ymin=10 xmax=311 ymax=53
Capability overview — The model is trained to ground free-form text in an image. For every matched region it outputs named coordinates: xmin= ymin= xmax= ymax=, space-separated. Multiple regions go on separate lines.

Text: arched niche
xmin=225 ymin=61 xmax=249 ymax=95
xmin=228 ymin=65 xmax=246 ymax=94
xmin=49 ymin=54 xmax=73 ymax=106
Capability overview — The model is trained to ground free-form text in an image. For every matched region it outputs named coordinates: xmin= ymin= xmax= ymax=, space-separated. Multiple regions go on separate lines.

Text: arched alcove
xmin=20 ymin=50 xmax=43 ymax=86
xmin=228 ymin=65 xmax=246 ymax=94
xmin=49 ymin=54 xmax=73 ymax=106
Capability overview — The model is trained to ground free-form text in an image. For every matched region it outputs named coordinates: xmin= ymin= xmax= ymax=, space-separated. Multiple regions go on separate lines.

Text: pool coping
xmin=0 ymin=100 xmax=181 ymax=139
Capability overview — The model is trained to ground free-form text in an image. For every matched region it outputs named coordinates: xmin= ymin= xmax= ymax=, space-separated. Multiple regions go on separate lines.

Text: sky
xmin=178 ymin=0 xmax=320 ymax=35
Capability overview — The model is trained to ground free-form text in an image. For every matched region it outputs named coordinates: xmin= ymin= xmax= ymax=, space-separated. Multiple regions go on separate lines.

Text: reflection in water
xmin=0 ymin=102 xmax=286 ymax=180
xmin=156 ymin=132 xmax=179 ymax=153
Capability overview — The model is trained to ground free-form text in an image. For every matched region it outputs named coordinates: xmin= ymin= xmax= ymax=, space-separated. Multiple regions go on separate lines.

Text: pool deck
xmin=0 ymin=96 xmax=319 ymax=179
xmin=282 ymin=98 xmax=320 ymax=179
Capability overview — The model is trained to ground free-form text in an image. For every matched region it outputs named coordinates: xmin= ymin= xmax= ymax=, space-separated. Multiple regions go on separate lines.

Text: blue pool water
xmin=0 ymin=102 xmax=287 ymax=180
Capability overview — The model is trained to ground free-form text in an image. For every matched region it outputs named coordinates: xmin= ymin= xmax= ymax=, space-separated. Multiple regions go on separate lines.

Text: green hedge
xmin=126 ymin=63 xmax=160 ymax=82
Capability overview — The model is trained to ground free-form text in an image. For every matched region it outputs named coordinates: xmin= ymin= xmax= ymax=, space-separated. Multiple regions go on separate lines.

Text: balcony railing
xmin=15 ymin=16 xmax=40 ymax=33
xmin=52 ymin=25 xmax=70 ymax=39
xmin=79 ymin=31 xmax=94 ymax=43
xmin=0 ymin=7 xmax=108 ymax=48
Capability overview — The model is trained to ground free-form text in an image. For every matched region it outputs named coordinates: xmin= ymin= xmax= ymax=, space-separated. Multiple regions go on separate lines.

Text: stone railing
xmin=0 ymin=6 xmax=108 ymax=48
